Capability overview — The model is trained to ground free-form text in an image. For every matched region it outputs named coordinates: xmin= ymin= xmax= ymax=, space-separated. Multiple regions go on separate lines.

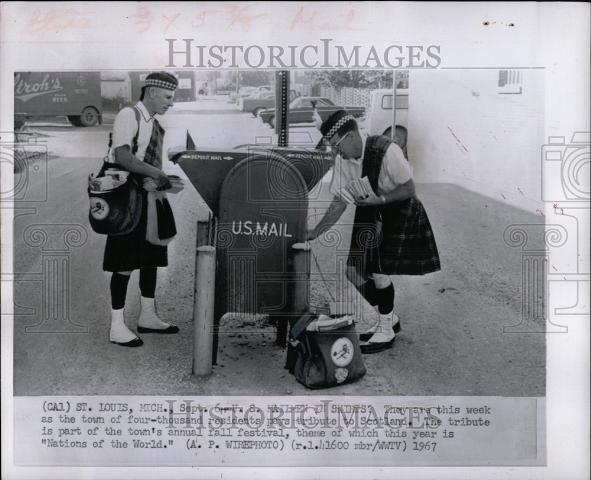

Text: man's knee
xmin=117 ymin=271 xmax=132 ymax=276
xmin=371 ymin=273 xmax=391 ymax=289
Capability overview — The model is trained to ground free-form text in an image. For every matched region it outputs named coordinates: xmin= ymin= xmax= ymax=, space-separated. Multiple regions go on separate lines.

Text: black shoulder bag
xmin=87 ymin=107 xmax=143 ymax=236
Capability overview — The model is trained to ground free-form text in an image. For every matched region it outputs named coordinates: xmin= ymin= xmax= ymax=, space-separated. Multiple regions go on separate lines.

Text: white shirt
xmin=329 ymin=134 xmax=413 ymax=200
xmin=109 ymin=101 xmax=157 ymax=163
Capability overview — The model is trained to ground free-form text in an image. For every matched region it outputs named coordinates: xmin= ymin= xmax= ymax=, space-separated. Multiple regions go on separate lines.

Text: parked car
xmin=366 ymin=88 xmax=409 ymax=151
xmin=238 ymin=91 xmax=273 ymax=114
xmin=260 ymin=96 xmax=365 ymax=128
xmin=240 ymin=89 xmax=299 ymax=116
xmin=232 ymin=85 xmax=272 ymax=104
xmin=230 ymin=86 xmax=257 ymax=104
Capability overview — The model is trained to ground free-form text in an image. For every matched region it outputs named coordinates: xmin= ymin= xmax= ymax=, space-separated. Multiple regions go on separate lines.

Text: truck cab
xmin=366 ymin=88 xmax=409 ymax=153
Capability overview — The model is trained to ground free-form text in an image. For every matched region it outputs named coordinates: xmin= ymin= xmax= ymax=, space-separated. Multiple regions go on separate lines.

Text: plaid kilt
xmin=348 ymin=196 xmax=441 ymax=277
xmin=103 ymin=189 xmax=168 ymax=272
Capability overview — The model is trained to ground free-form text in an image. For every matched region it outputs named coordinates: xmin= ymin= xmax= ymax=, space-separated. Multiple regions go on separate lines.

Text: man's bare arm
xmin=114 ymin=146 xmax=170 ymax=187
xmin=307 ymin=196 xmax=348 ymax=240
xmin=381 ymin=179 xmax=415 ymax=203
xmin=355 ymin=179 xmax=416 ymax=206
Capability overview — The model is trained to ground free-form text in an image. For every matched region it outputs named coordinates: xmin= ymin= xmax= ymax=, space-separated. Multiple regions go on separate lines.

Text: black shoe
xmin=110 ymin=337 xmax=143 ymax=347
xmin=360 ymin=336 xmax=395 ymax=354
xmin=359 ymin=320 xmax=401 ymax=342
xmin=137 ymin=325 xmax=179 ymax=334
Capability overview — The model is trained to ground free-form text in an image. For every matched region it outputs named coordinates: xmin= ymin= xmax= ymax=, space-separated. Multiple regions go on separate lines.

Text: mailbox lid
xmin=227 ymin=145 xmax=332 ymax=192
xmin=176 ymin=146 xmax=332 ymax=215
xmin=176 ymin=149 xmax=249 ymax=215
xmin=269 ymin=147 xmax=332 ymax=191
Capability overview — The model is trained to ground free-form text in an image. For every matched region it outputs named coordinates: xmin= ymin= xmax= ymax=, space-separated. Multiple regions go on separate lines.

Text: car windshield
xmin=251 ymin=91 xmax=273 ymax=99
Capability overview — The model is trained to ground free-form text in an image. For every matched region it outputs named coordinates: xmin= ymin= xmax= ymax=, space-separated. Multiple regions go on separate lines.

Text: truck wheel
xmin=253 ymin=107 xmax=263 ymax=117
xmin=268 ymin=115 xmax=275 ymax=128
xmin=79 ymin=107 xmax=99 ymax=127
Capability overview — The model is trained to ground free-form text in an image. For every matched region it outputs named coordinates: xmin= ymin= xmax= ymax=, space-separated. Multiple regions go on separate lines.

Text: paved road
xmin=12 ymin=97 xmax=545 ymax=396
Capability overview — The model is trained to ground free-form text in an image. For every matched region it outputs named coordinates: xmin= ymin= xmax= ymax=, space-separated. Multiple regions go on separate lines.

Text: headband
xmin=323 ymin=114 xmax=356 ymax=141
xmin=145 ymin=78 xmax=177 ymax=91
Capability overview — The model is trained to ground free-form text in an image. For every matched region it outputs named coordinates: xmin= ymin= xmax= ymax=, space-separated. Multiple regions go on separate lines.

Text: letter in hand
xmin=143 ymin=177 xmax=158 ymax=192
xmin=155 ymin=172 xmax=172 ymax=191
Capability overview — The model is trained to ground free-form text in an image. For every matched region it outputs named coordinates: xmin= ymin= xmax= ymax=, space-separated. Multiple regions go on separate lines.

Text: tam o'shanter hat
xmin=319 ymin=109 xmax=357 ymax=141
xmin=144 ymin=72 xmax=178 ymax=91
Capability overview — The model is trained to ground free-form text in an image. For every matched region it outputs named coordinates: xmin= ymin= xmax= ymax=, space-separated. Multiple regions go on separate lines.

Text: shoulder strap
xmin=362 ymin=136 xmax=391 ymax=195
xmin=106 ymin=106 xmax=141 ymax=156
xmin=100 ymin=106 xmax=141 ymax=175
xmin=131 ymin=106 xmax=141 ymax=155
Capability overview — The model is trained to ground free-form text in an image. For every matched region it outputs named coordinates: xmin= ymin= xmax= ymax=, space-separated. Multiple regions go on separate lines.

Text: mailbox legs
xmin=274 ymin=316 xmax=288 ymax=348
xmin=192 ymin=245 xmax=216 ymax=376
xmin=192 ymin=216 xmax=216 ymax=377
xmin=279 ymin=243 xmax=312 ymax=346
xmin=273 ymin=245 xmax=311 ymax=347
xmin=292 ymin=245 xmax=311 ymax=314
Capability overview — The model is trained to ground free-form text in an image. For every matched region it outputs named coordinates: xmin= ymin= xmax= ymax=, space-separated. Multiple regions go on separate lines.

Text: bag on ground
xmin=285 ymin=313 xmax=366 ymax=389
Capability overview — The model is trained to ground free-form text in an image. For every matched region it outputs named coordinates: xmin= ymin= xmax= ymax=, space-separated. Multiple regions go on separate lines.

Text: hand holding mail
xmin=143 ymin=177 xmax=158 ymax=191
xmin=339 ymin=176 xmax=381 ymax=205
xmin=155 ymin=172 xmax=172 ymax=191
xmin=355 ymin=194 xmax=383 ymax=206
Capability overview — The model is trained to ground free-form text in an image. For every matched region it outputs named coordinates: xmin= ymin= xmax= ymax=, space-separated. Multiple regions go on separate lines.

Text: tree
xmin=306 ymin=70 xmax=393 ymax=90
xmin=366 ymin=70 xmax=394 ymax=89
xmin=237 ymin=71 xmax=274 ymax=87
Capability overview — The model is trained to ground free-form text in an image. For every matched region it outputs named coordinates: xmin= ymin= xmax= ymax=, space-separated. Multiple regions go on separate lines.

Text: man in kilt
xmin=308 ymin=110 xmax=441 ymax=353
xmin=103 ymin=71 xmax=182 ymax=347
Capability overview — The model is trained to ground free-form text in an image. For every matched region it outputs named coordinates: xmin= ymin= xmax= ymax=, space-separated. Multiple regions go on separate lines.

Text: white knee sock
xmin=110 ymin=309 xmax=137 ymax=343
xmin=371 ymin=273 xmax=391 ymax=289
xmin=365 ymin=309 xmax=396 ymax=343
xmin=140 ymin=296 xmax=156 ymax=314
xmin=138 ymin=296 xmax=170 ymax=329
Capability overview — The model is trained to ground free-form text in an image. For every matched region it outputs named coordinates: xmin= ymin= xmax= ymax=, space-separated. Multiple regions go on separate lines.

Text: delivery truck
xmin=14 ymin=72 xmax=103 ymax=128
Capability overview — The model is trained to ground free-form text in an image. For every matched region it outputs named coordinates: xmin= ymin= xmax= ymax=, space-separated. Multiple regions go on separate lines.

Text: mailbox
xmin=174 ymin=145 xmax=332 ymax=374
